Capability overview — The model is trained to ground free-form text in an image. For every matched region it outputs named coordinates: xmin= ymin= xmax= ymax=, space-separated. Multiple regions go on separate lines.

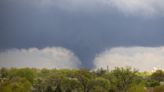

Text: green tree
xmin=75 ymin=69 xmax=92 ymax=92
xmin=9 ymin=68 xmax=37 ymax=83
xmin=0 ymin=68 xmax=9 ymax=78
xmin=54 ymin=84 xmax=62 ymax=92
xmin=46 ymin=86 xmax=53 ymax=92
xmin=145 ymin=80 xmax=160 ymax=87
xmin=88 ymin=77 xmax=110 ymax=92
xmin=0 ymin=77 xmax=32 ymax=92
xmin=104 ymin=67 xmax=139 ymax=92
xmin=43 ymin=72 xmax=64 ymax=92
xmin=127 ymin=81 xmax=146 ymax=92
xmin=61 ymin=77 xmax=82 ymax=92
xmin=151 ymin=70 xmax=164 ymax=82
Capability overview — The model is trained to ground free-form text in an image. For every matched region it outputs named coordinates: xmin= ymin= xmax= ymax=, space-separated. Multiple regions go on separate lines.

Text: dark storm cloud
xmin=1 ymin=0 xmax=164 ymax=68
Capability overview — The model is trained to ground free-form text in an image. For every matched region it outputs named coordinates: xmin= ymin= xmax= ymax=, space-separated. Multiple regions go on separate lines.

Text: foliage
xmin=0 ymin=77 xmax=32 ymax=92
xmin=1 ymin=67 xmax=164 ymax=92
xmin=8 ymin=68 xmax=37 ymax=83
xmin=145 ymin=80 xmax=160 ymax=87
xmin=127 ymin=82 xmax=146 ymax=92
xmin=103 ymin=67 xmax=140 ymax=92
xmin=151 ymin=70 xmax=164 ymax=82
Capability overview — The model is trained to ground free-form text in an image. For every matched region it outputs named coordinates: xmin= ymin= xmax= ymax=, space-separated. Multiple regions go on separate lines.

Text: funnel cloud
xmin=1 ymin=0 xmax=164 ymax=70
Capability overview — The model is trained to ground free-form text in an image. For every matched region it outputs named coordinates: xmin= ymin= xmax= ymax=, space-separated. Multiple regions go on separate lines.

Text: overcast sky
xmin=1 ymin=0 xmax=164 ymax=70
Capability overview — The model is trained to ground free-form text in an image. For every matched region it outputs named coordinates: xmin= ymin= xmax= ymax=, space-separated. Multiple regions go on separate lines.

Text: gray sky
xmin=1 ymin=0 xmax=164 ymax=69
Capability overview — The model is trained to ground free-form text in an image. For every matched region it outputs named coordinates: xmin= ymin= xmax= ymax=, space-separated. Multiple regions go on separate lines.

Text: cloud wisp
xmin=36 ymin=0 xmax=164 ymax=16
xmin=93 ymin=47 xmax=164 ymax=71
xmin=109 ymin=0 xmax=164 ymax=16
xmin=0 ymin=47 xmax=81 ymax=69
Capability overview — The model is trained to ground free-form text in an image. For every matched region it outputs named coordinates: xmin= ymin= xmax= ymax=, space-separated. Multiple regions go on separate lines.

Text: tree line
xmin=0 ymin=67 xmax=164 ymax=92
